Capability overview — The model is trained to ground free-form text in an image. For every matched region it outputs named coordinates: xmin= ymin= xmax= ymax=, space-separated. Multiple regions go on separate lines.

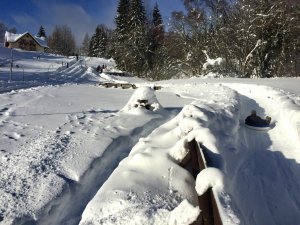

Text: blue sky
xmin=0 ymin=0 xmax=185 ymax=45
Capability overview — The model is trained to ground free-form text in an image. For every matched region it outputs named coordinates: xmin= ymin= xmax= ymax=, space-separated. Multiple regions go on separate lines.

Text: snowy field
xmin=0 ymin=45 xmax=300 ymax=225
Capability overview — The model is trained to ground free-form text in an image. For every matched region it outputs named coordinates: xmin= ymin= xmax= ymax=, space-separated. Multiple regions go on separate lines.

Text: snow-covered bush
xmin=202 ymin=50 xmax=224 ymax=75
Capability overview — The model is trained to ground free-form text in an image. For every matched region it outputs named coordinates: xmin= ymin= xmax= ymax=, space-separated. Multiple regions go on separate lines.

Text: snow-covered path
xmin=37 ymin=112 xmax=169 ymax=225
xmin=223 ymin=84 xmax=300 ymax=225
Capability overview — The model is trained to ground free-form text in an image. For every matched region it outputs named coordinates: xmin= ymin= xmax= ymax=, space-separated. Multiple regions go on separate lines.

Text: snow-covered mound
xmin=121 ymin=86 xmax=163 ymax=112
xmin=168 ymin=199 xmax=200 ymax=225
xmin=195 ymin=167 xmax=224 ymax=196
xmin=0 ymin=43 xmax=145 ymax=93
xmin=84 ymin=57 xmax=117 ymax=72
xmin=79 ymin=83 xmax=241 ymax=225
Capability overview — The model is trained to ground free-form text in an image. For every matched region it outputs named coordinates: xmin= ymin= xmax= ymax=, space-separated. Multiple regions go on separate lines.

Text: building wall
xmin=6 ymin=34 xmax=45 ymax=52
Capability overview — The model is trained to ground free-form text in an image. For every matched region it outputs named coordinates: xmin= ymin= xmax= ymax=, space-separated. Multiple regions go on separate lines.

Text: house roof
xmin=4 ymin=31 xmax=48 ymax=48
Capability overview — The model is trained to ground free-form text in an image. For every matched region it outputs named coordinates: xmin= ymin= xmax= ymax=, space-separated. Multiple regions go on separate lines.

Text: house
xmin=4 ymin=31 xmax=48 ymax=52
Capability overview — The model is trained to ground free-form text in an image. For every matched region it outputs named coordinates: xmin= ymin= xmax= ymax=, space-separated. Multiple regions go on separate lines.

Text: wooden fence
xmin=187 ymin=139 xmax=223 ymax=225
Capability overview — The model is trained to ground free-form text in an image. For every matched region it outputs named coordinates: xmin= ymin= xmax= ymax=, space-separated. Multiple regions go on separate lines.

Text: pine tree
xmin=148 ymin=3 xmax=167 ymax=79
xmin=37 ymin=25 xmax=46 ymax=38
xmin=152 ymin=3 xmax=164 ymax=47
xmin=89 ymin=25 xmax=109 ymax=58
xmin=115 ymin=0 xmax=131 ymax=37
xmin=113 ymin=0 xmax=149 ymax=77
xmin=98 ymin=25 xmax=108 ymax=57
xmin=129 ymin=0 xmax=147 ymax=31
xmin=114 ymin=0 xmax=131 ymax=70
xmin=81 ymin=33 xmax=90 ymax=56
xmin=127 ymin=0 xmax=148 ymax=77
xmin=89 ymin=27 xmax=99 ymax=57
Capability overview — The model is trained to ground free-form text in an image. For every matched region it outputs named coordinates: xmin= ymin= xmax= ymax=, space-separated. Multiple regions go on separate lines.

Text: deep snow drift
xmin=0 ymin=45 xmax=300 ymax=225
xmin=79 ymin=83 xmax=242 ymax=225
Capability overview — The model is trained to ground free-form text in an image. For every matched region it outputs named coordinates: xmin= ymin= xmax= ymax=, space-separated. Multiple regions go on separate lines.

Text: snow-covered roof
xmin=4 ymin=31 xmax=48 ymax=48
xmin=34 ymin=35 xmax=48 ymax=48
xmin=4 ymin=31 xmax=23 ymax=42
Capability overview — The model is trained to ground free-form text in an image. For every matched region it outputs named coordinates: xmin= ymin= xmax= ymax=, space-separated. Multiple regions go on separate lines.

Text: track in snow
xmin=35 ymin=114 xmax=169 ymax=225
xmin=226 ymin=89 xmax=300 ymax=225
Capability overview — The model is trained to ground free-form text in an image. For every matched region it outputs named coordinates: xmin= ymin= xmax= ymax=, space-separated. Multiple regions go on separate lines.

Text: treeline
xmin=48 ymin=25 xmax=76 ymax=57
xmin=83 ymin=0 xmax=299 ymax=79
xmin=82 ymin=0 xmax=168 ymax=79
xmin=41 ymin=0 xmax=300 ymax=79
xmin=167 ymin=0 xmax=300 ymax=78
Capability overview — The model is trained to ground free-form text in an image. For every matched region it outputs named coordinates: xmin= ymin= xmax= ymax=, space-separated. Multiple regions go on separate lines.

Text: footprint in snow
xmin=0 ymin=107 xmax=9 ymax=112
xmin=0 ymin=107 xmax=10 ymax=116
xmin=4 ymin=132 xmax=24 ymax=141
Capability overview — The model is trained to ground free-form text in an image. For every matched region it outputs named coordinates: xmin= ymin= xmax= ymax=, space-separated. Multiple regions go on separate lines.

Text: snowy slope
xmin=0 ymin=45 xmax=300 ymax=225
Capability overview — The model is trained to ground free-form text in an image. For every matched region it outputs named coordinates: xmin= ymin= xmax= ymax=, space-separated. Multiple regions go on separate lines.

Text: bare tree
xmin=48 ymin=25 xmax=76 ymax=57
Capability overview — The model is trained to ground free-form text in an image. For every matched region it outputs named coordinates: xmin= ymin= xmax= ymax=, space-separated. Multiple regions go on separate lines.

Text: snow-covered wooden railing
xmin=188 ymin=139 xmax=223 ymax=225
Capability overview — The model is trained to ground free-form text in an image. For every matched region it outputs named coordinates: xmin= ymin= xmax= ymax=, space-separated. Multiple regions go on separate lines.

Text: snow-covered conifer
xmin=37 ymin=25 xmax=46 ymax=38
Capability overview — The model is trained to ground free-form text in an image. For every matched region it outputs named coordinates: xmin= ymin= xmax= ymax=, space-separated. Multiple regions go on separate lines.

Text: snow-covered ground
xmin=0 ymin=45 xmax=300 ymax=225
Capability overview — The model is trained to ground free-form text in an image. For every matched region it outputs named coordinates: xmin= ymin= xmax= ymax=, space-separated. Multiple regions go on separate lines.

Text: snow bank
xmin=195 ymin=167 xmax=224 ymax=195
xmin=169 ymin=139 xmax=190 ymax=164
xmin=168 ymin=199 xmax=200 ymax=225
xmin=160 ymin=84 xmax=241 ymax=224
xmin=80 ymin=88 xmax=206 ymax=225
xmin=80 ymin=83 xmax=241 ymax=225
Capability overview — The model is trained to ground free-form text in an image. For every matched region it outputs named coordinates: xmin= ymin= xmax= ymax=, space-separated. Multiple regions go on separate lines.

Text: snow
xmin=168 ymin=199 xmax=200 ymax=225
xmin=0 ymin=44 xmax=300 ymax=225
xmin=33 ymin=36 xmax=48 ymax=48
xmin=202 ymin=50 xmax=223 ymax=70
xmin=168 ymin=138 xmax=190 ymax=163
xmin=4 ymin=31 xmax=23 ymax=43
xmin=121 ymin=86 xmax=162 ymax=112
xmin=195 ymin=167 xmax=224 ymax=196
